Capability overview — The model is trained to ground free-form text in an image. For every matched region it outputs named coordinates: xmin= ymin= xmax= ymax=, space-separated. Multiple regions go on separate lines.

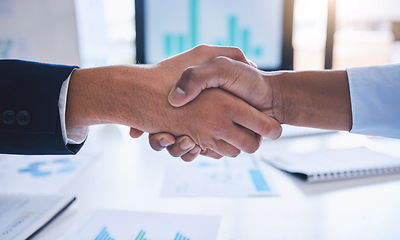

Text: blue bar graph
xmin=94 ymin=227 xmax=191 ymax=240
xmin=249 ymin=169 xmax=270 ymax=191
xmin=164 ymin=0 xmax=263 ymax=58
xmin=94 ymin=227 xmax=115 ymax=240
xmin=135 ymin=229 xmax=149 ymax=240
xmin=174 ymin=232 xmax=190 ymax=240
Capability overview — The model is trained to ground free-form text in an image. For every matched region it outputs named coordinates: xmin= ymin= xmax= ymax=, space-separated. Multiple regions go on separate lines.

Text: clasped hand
xmin=130 ymin=45 xmax=283 ymax=161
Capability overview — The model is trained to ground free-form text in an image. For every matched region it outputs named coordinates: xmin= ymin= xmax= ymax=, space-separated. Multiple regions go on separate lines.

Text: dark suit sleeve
xmin=0 ymin=59 xmax=84 ymax=155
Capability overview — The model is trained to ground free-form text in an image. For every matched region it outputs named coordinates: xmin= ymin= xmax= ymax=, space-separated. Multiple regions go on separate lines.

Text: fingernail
xmin=168 ymin=87 xmax=186 ymax=105
xmin=189 ymin=147 xmax=199 ymax=155
xmin=160 ymin=138 xmax=172 ymax=147
xmin=180 ymin=138 xmax=194 ymax=150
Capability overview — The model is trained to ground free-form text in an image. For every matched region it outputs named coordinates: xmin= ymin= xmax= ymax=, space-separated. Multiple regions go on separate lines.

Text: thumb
xmin=168 ymin=56 xmax=243 ymax=107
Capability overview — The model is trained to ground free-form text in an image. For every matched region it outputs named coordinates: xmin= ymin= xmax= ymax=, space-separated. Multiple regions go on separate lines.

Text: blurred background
xmin=0 ymin=0 xmax=399 ymax=70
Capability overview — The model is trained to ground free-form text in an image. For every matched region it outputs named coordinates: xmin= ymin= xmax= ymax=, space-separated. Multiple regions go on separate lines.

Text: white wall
xmin=0 ymin=0 xmax=80 ymax=65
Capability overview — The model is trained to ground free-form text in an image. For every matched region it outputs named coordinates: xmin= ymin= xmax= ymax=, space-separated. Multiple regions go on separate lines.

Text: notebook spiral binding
xmin=307 ymin=165 xmax=400 ymax=182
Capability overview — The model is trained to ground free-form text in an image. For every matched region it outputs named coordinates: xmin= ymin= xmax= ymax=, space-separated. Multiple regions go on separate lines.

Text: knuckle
xmin=194 ymin=44 xmax=209 ymax=53
xmin=183 ymin=67 xmax=201 ymax=83
xmin=230 ymin=47 xmax=245 ymax=60
xmin=213 ymin=56 xmax=232 ymax=66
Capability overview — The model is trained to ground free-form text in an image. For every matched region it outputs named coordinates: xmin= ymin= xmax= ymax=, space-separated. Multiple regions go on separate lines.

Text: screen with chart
xmin=136 ymin=0 xmax=292 ymax=70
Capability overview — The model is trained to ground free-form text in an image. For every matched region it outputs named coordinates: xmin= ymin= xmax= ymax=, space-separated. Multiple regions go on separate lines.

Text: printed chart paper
xmin=59 ymin=209 xmax=221 ymax=240
xmin=0 ymin=152 xmax=94 ymax=195
xmin=161 ymin=153 xmax=278 ymax=197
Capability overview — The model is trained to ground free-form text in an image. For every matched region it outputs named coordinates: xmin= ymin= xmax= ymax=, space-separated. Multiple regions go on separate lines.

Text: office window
xmin=292 ymin=0 xmax=328 ymax=70
xmin=136 ymin=0 xmax=293 ymax=71
xmin=333 ymin=0 xmax=400 ymax=69
xmin=74 ymin=0 xmax=400 ymax=70
xmin=75 ymin=0 xmax=135 ymax=67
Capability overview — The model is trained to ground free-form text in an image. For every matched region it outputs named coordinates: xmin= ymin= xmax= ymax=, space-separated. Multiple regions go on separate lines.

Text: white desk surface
xmin=36 ymin=125 xmax=400 ymax=240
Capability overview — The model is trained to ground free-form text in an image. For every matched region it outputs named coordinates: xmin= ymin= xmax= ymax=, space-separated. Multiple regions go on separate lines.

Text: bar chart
xmin=174 ymin=232 xmax=190 ymax=240
xmin=145 ymin=0 xmax=283 ymax=69
xmin=135 ymin=229 xmax=149 ymax=240
xmin=164 ymin=0 xmax=263 ymax=58
xmin=58 ymin=210 xmax=218 ymax=240
xmin=92 ymin=227 xmax=191 ymax=240
xmin=95 ymin=227 xmax=115 ymax=240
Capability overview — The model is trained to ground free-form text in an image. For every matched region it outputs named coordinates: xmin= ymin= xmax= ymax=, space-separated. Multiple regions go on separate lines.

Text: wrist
xmin=66 ymin=66 xmax=146 ymax=129
xmin=261 ymin=70 xmax=287 ymax=124
xmin=267 ymin=70 xmax=352 ymax=130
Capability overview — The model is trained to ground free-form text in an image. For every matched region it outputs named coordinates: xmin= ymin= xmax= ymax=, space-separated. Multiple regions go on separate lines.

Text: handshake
xmin=66 ymin=45 xmax=352 ymax=161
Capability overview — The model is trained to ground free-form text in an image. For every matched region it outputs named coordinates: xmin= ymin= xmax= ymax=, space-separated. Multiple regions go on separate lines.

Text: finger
xmin=168 ymin=57 xmax=260 ymax=107
xmin=168 ymin=45 xmax=253 ymax=107
xmin=233 ymin=106 xmax=282 ymax=140
xmin=148 ymin=133 xmax=176 ymax=151
xmin=200 ymin=149 xmax=223 ymax=159
xmin=130 ymin=128 xmax=144 ymax=138
xmin=180 ymin=146 xmax=201 ymax=162
xmin=220 ymin=123 xmax=263 ymax=154
xmin=209 ymin=140 xmax=241 ymax=158
xmin=166 ymin=136 xmax=196 ymax=157
xmin=191 ymin=44 xmax=252 ymax=66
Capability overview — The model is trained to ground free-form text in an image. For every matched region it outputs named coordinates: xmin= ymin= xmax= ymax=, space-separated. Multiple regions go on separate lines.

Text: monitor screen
xmin=135 ymin=0 xmax=293 ymax=70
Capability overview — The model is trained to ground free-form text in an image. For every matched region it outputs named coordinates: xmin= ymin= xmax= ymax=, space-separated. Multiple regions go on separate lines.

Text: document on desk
xmin=0 ymin=152 xmax=94 ymax=195
xmin=59 ymin=209 xmax=221 ymax=240
xmin=0 ymin=195 xmax=76 ymax=240
xmin=161 ymin=153 xmax=278 ymax=197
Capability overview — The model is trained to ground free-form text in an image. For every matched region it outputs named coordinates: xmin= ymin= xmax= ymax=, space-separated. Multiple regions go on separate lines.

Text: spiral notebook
xmin=262 ymin=147 xmax=400 ymax=182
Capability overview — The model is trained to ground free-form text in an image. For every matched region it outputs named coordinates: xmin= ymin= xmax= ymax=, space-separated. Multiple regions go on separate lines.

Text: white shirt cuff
xmin=58 ymin=70 xmax=88 ymax=145
xmin=347 ymin=64 xmax=400 ymax=138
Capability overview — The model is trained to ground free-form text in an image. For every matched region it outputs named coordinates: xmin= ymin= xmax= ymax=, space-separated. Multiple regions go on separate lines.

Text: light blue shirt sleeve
xmin=347 ymin=64 xmax=400 ymax=138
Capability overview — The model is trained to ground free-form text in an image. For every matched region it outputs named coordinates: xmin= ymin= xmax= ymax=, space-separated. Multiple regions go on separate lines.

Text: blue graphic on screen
xmin=95 ymin=227 xmax=115 ymax=240
xmin=145 ymin=0 xmax=283 ymax=69
xmin=164 ymin=0 xmax=262 ymax=58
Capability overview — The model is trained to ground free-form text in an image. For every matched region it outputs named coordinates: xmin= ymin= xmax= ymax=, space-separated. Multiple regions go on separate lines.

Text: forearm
xmin=268 ymin=70 xmax=352 ymax=131
xmin=66 ymin=65 xmax=151 ymax=129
